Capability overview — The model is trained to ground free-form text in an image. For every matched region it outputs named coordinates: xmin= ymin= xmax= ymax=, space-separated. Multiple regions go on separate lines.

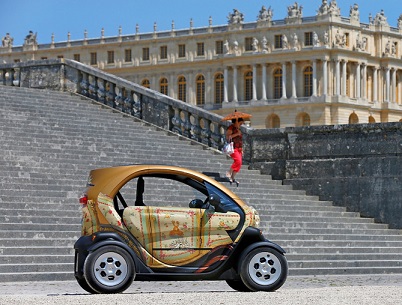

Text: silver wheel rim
xmin=248 ymin=251 xmax=282 ymax=286
xmin=93 ymin=251 xmax=128 ymax=286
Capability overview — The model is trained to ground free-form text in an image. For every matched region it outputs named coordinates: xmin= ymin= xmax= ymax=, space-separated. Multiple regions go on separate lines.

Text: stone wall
xmin=245 ymin=123 xmax=402 ymax=229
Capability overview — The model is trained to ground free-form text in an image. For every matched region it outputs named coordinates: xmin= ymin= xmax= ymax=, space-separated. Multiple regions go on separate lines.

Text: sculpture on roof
xmin=228 ymin=9 xmax=244 ymax=25
xmin=398 ymin=14 xmax=402 ymax=30
xmin=257 ymin=5 xmax=273 ymax=22
xmin=328 ymin=0 xmax=341 ymax=17
xmin=287 ymin=2 xmax=302 ymax=18
xmin=317 ymin=0 xmax=329 ymax=15
xmin=1 ymin=33 xmax=13 ymax=47
xmin=373 ymin=10 xmax=388 ymax=26
xmin=349 ymin=3 xmax=360 ymax=21
xmin=24 ymin=30 xmax=37 ymax=46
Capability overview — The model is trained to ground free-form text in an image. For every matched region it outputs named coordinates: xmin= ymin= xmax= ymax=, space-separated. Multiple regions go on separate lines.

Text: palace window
xmin=160 ymin=78 xmax=168 ymax=95
xmin=142 ymin=48 xmax=150 ymax=61
xmin=57 ymin=55 xmax=64 ymax=59
xmin=345 ymin=33 xmax=350 ymax=47
xmin=41 ymin=57 xmax=47 ymax=60
xmin=274 ymin=35 xmax=282 ymax=49
xmin=216 ymin=40 xmax=224 ymax=55
xmin=245 ymin=37 xmax=253 ymax=51
xmin=124 ymin=49 xmax=132 ymax=62
xmin=296 ymin=112 xmax=311 ymax=126
xmin=214 ymin=73 xmax=224 ymax=104
xmin=107 ymin=51 xmax=114 ymax=64
xmin=178 ymin=44 xmax=186 ymax=58
xmin=178 ymin=76 xmax=186 ymax=102
xmin=267 ymin=114 xmax=280 ymax=128
xmin=197 ymin=42 xmax=205 ymax=56
xmin=368 ymin=116 xmax=376 ymax=123
xmin=349 ymin=113 xmax=359 ymax=124
xmin=303 ymin=66 xmax=313 ymax=97
xmin=142 ymin=79 xmax=150 ymax=89
xmin=90 ymin=52 xmax=97 ymax=65
xmin=304 ymin=32 xmax=313 ymax=46
xmin=244 ymin=71 xmax=253 ymax=101
xmin=14 ymin=59 xmax=20 ymax=63
xmin=73 ymin=54 xmax=80 ymax=62
xmin=160 ymin=46 xmax=168 ymax=59
xmin=196 ymin=75 xmax=205 ymax=105
xmin=274 ymin=68 xmax=283 ymax=99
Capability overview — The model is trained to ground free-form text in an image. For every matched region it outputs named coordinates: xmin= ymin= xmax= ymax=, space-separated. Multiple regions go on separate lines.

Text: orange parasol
xmin=221 ymin=110 xmax=252 ymax=121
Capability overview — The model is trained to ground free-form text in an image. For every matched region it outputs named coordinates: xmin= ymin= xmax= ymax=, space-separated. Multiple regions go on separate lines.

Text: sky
xmin=1 ymin=0 xmax=401 ymax=46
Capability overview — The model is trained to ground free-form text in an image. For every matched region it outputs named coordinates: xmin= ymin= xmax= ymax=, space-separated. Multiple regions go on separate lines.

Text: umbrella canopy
xmin=221 ymin=110 xmax=252 ymax=121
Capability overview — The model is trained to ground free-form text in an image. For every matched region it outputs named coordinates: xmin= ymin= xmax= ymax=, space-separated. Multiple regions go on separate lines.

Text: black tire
xmin=239 ymin=247 xmax=288 ymax=292
xmin=83 ymin=245 xmax=135 ymax=294
xmin=226 ymin=279 xmax=253 ymax=292
xmin=75 ymin=277 xmax=98 ymax=294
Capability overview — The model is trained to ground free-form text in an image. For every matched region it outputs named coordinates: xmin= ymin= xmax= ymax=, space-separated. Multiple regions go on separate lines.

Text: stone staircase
xmin=0 ymin=85 xmax=401 ymax=282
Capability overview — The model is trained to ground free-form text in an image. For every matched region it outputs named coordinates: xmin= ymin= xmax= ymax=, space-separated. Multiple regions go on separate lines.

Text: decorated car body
xmin=74 ymin=165 xmax=288 ymax=293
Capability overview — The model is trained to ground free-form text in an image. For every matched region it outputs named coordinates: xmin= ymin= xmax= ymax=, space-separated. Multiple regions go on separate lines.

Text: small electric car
xmin=74 ymin=165 xmax=288 ymax=294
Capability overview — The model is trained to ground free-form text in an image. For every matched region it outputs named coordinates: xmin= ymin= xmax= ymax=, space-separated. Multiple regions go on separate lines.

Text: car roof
xmin=86 ymin=164 xmax=244 ymax=204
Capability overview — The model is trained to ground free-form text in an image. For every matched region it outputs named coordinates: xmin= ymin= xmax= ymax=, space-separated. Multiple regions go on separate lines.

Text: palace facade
xmin=1 ymin=1 xmax=402 ymax=128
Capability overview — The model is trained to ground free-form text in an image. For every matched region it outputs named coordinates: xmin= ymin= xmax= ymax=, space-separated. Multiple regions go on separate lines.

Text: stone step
xmin=289 ymin=266 xmax=402 ymax=276
xmin=2 ymin=85 xmax=402 ymax=281
xmin=288 ymin=260 xmax=402 ymax=269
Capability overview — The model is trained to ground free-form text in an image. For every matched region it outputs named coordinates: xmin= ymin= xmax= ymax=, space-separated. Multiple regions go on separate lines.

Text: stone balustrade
xmin=0 ymin=59 xmax=231 ymax=151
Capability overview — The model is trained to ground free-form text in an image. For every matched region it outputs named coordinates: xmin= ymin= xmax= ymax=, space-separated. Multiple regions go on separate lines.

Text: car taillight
xmin=79 ymin=194 xmax=88 ymax=206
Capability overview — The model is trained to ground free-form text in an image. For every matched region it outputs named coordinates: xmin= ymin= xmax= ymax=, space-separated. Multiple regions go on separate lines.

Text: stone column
xmin=322 ymin=60 xmax=328 ymax=96
xmin=252 ymin=64 xmax=257 ymax=100
xmin=356 ymin=63 xmax=361 ymax=99
xmin=373 ymin=67 xmax=378 ymax=102
xmin=292 ymin=61 xmax=297 ymax=98
xmin=233 ymin=66 xmax=238 ymax=102
xmin=335 ymin=60 xmax=341 ymax=96
xmin=223 ymin=67 xmax=229 ymax=102
xmin=312 ymin=60 xmax=317 ymax=96
xmin=362 ymin=64 xmax=367 ymax=99
xmin=341 ymin=60 xmax=347 ymax=96
xmin=282 ymin=62 xmax=287 ymax=99
xmin=391 ymin=68 xmax=396 ymax=103
xmin=385 ymin=67 xmax=390 ymax=103
xmin=261 ymin=64 xmax=267 ymax=100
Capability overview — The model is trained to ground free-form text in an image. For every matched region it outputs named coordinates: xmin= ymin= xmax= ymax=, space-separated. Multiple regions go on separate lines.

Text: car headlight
xmin=250 ymin=206 xmax=260 ymax=227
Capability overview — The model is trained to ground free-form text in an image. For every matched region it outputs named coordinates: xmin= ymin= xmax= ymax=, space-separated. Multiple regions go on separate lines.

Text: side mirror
xmin=208 ymin=194 xmax=227 ymax=213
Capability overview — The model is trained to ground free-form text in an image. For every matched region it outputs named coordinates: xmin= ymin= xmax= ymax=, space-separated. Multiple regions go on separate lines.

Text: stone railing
xmin=0 ymin=59 xmax=234 ymax=151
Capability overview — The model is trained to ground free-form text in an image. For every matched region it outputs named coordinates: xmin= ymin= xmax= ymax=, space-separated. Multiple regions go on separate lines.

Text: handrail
xmin=0 ymin=59 xmax=238 ymax=152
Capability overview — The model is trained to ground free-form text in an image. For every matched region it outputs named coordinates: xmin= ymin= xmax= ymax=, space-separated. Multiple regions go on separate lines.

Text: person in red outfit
xmin=225 ymin=117 xmax=244 ymax=186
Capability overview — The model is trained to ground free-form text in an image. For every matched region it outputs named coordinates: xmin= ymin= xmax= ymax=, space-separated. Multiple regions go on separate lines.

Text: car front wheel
xmin=239 ymin=247 xmax=288 ymax=292
xmin=83 ymin=245 xmax=135 ymax=294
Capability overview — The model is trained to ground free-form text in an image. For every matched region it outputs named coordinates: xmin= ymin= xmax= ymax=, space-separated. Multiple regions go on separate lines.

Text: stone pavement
xmin=0 ymin=274 xmax=401 ymax=295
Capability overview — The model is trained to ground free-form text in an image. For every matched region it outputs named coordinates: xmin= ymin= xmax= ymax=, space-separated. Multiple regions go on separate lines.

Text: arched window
xmin=141 ymin=79 xmax=150 ymax=88
xmin=214 ymin=73 xmax=224 ymax=104
xmin=266 ymin=114 xmax=280 ymax=128
xmin=160 ymin=78 xmax=168 ymax=95
xmin=296 ymin=112 xmax=310 ymax=127
xmin=178 ymin=76 xmax=186 ymax=102
xmin=303 ymin=66 xmax=313 ymax=97
xmin=274 ymin=68 xmax=282 ymax=99
xmin=368 ymin=116 xmax=376 ymax=123
xmin=349 ymin=113 xmax=359 ymax=124
xmin=244 ymin=71 xmax=253 ymax=101
xmin=196 ymin=75 xmax=205 ymax=105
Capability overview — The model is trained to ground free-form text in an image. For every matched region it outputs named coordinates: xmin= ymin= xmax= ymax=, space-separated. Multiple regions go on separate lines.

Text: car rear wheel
xmin=83 ymin=245 xmax=135 ymax=294
xmin=240 ymin=247 xmax=288 ymax=292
